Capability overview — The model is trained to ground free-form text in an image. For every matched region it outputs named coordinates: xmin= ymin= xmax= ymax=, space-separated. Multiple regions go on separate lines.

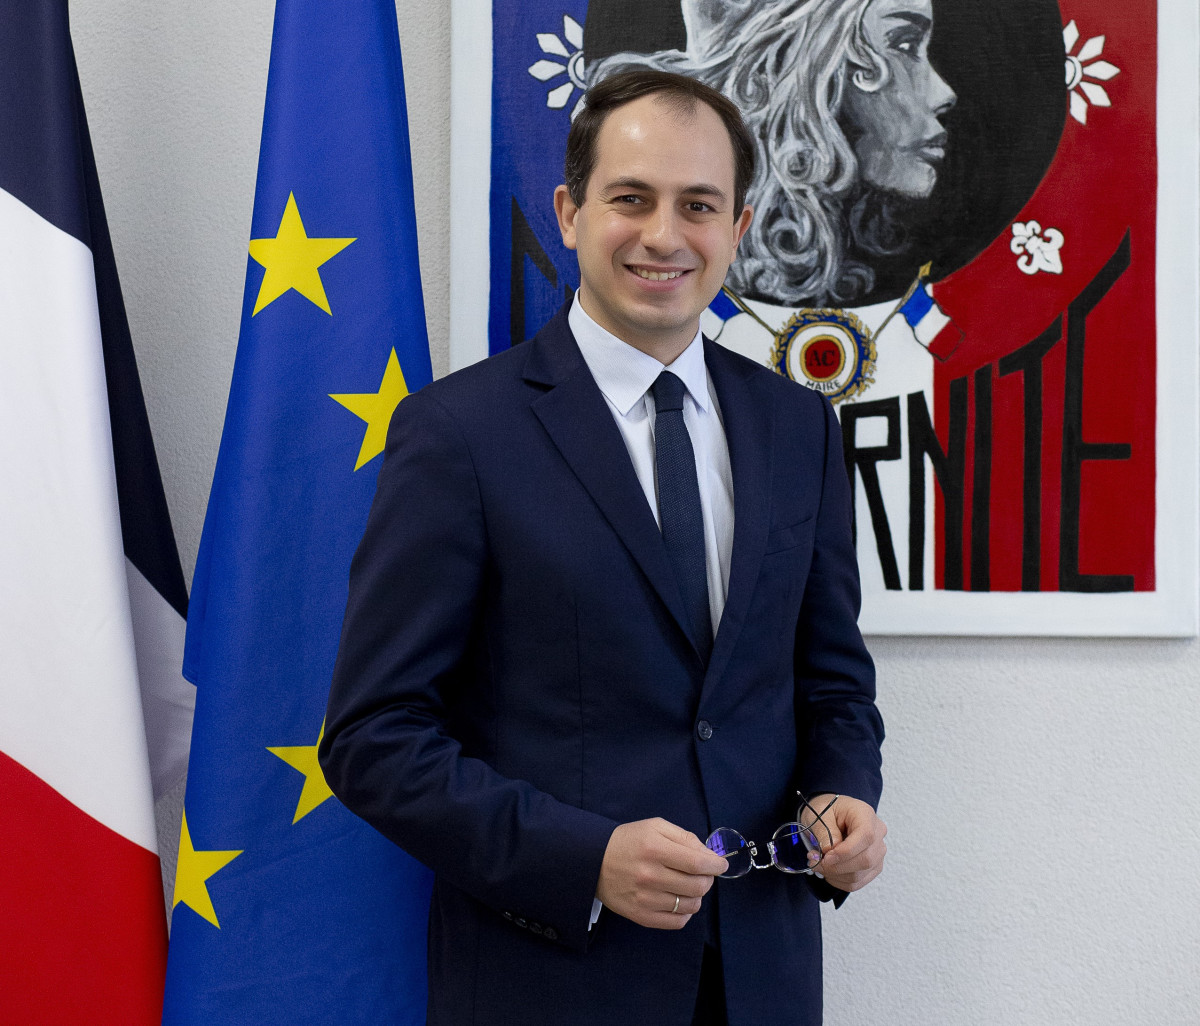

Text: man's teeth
xmin=634 ymin=268 xmax=684 ymax=281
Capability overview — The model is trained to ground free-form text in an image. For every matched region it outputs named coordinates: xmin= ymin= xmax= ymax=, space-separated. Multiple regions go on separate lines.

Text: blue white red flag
xmin=0 ymin=0 xmax=191 ymax=1020
xmin=899 ymin=282 xmax=962 ymax=361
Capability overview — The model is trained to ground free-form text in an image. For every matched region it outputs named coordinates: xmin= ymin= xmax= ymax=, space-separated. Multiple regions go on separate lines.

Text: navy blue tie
xmin=651 ymin=371 xmax=712 ymax=662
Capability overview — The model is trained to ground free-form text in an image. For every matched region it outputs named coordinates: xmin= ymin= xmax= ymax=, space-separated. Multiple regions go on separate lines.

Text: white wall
xmin=72 ymin=2 xmax=1199 ymax=1021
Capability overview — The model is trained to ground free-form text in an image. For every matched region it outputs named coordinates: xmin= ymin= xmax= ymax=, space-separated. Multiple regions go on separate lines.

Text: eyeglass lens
xmin=705 ymin=827 xmax=752 ymax=878
xmin=771 ymin=822 xmax=819 ymax=873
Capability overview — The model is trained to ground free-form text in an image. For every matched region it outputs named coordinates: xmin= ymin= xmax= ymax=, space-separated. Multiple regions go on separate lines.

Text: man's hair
xmin=564 ymin=68 xmax=756 ymax=217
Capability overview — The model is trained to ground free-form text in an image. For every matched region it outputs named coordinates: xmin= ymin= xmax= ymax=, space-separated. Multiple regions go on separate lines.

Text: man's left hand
xmin=809 ymin=795 xmax=886 ymax=893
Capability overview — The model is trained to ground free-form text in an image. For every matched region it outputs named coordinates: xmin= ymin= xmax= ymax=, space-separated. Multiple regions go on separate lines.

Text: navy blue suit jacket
xmin=320 ymin=303 xmax=883 ymax=1025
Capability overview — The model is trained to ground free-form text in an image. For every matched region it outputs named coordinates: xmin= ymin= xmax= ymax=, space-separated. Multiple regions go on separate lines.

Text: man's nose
xmin=642 ymin=204 xmax=682 ymax=252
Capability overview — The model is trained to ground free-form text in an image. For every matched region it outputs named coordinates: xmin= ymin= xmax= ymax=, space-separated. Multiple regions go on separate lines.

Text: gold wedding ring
xmin=672 ymin=894 xmax=681 ymax=914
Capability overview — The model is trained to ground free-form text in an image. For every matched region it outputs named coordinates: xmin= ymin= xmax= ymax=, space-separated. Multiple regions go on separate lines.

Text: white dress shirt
xmin=569 ymin=293 xmax=736 ymax=930
xmin=569 ymin=294 xmax=735 ymax=636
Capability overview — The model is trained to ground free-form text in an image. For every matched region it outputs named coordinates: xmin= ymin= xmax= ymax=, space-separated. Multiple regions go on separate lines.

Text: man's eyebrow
xmin=600 ymin=177 xmax=729 ymax=202
xmin=598 ymin=176 xmax=653 ymax=194
xmin=681 ymin=183 xmax=729 ymax=203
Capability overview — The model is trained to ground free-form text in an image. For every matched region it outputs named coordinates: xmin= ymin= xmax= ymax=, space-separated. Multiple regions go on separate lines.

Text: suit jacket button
xmin=697 ymin=719 xmax=713 ymax=741
xmin=543 ymin=927 xmax=558 ymax=941
xmin=529 ymin=922 xmax=543 ymax=935
xmin=514 ymin=917 xmax=527 ymax=929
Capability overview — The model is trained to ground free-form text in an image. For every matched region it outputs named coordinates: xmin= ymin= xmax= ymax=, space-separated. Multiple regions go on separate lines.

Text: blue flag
xmin=163 ymin=1 xmax=434 ymax=1020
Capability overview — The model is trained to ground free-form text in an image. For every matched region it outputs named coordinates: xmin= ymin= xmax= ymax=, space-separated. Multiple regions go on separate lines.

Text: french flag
xmin=699 ymin=287 xmax=745 ymax=339
xmin=0 ymin=1 xmax=192 ymax=1021
xmin=900 ymin=281 xmax=962 ymax=360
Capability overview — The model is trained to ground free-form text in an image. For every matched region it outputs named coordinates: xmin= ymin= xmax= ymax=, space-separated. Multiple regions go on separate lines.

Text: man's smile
xmin=629 ymin=266 xmax=691 ymax=281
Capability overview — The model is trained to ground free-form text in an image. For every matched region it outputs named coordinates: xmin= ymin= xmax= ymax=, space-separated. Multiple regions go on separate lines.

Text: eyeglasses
xmin=705 ymin=793 xmax=838 ymax=878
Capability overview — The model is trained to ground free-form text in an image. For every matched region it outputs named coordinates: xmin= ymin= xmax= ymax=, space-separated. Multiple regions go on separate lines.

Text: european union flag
xmin=163 ymin=1 xmax=434 ymax=1020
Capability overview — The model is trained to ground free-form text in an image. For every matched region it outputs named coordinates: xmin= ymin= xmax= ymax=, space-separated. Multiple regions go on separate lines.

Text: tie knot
xmin=651 ymin=371 xmax=687 ymax=413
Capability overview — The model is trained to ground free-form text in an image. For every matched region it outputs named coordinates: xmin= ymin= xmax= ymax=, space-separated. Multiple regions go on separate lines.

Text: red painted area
xmin=0 ymin=750 xmax=167 ymax=1024
xmin=803 ymin=336 xmax=845 ymax=381
xmin=933 ymin=0 xmax=1156 ymax=592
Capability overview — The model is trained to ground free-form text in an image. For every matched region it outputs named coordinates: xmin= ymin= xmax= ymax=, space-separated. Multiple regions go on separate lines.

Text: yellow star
xmin=247 ymin=192 xmax=355 ymax=315
xmin=329 ymin=348 xmax=410 ymax=470
xmin=172 ymin=812 xmax=242 ymax=929
xmin=267 ymin=720 xmax=336 ymax=823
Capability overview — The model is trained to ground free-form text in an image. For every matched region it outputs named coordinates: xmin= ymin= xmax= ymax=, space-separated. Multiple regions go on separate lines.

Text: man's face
xmin=555 ymin=94 xmax=753 ymax=360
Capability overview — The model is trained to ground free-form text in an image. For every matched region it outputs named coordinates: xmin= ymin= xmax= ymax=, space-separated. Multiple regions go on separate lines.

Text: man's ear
xmin=554 ymin=185 xmax=579 ymax=251
xmin=731 ymin=204 xmax=754 ymax=257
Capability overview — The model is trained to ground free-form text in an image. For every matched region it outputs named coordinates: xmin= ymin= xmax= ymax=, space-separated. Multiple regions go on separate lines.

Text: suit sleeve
xmin=792 ymin=396 xmax=885 ymax=811
xmin=319 ymin=389 xmax=617 ymax=951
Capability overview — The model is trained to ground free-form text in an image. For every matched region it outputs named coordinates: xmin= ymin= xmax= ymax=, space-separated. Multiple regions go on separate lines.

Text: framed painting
xmin=449 ymin=0 xmax=1198 ymax=635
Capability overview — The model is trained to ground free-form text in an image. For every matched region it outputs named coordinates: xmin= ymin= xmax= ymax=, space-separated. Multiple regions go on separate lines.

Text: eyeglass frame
xmin=705 ymin=793 xmax=839 ymax=878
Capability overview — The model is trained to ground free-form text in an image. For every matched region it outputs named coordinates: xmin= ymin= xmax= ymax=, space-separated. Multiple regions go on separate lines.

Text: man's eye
xmin=614 ymin=194 xmax=644 ymax=204
xmin=688 ymin=202 xmax=714 ymax=213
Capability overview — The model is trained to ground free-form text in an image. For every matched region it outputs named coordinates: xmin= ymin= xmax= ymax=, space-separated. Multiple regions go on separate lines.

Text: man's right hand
xmin=595 ymin=818 xmax=728 ymax=930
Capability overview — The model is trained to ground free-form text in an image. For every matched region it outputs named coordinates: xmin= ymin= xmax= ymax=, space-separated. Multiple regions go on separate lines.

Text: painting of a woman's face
xmin=843 ymin=0 xmax=956 ymax=198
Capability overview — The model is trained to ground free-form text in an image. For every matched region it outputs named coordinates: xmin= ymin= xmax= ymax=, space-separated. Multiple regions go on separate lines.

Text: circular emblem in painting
xmin=770 ymin=308 xmax=876 ymax=404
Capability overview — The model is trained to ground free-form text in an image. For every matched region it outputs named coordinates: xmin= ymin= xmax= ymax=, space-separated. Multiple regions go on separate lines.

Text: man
xmin=320 ymin=69 xmax=886 ymax=1025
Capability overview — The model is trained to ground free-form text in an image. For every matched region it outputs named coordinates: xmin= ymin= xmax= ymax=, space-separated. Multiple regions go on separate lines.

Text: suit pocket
xmin=763 ymin=512 xmax=816 ymax=555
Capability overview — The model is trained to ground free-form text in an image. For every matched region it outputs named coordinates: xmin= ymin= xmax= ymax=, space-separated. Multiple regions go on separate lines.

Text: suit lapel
xmin=702 ymin=339 xmax=774 ymax=695
xmin=523 ymin=308 xmax=704 ymax=663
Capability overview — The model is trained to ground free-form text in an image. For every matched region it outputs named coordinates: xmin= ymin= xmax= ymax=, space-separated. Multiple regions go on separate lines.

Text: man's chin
xmin=620 ymin=309 xmax=706 ymax=351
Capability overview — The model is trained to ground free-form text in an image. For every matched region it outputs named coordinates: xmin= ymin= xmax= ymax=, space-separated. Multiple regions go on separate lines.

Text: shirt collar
xmin=569 ymin=292 xmax=710 ymax=416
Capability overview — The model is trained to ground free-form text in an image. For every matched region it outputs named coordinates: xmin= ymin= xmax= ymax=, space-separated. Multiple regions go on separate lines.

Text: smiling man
xmin=553 ymin=85 xmax=754 ymax=362
xmin=320 ymin=69 xmax=886 ymax=1026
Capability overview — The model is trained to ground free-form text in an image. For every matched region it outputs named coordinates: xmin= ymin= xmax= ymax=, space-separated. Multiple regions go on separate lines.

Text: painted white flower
xmin=1063 ymin=20 xmax=1120 ymax=125
xmin=528 ymin=15 xmax=587 ymax=120
xmin=1011 ymin=221 xmax=1065 ymax=276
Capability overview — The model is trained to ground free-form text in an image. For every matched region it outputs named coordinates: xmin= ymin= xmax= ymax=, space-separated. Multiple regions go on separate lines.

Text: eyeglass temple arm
xmin=796 ymin=791 xmax=839 ymax=846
